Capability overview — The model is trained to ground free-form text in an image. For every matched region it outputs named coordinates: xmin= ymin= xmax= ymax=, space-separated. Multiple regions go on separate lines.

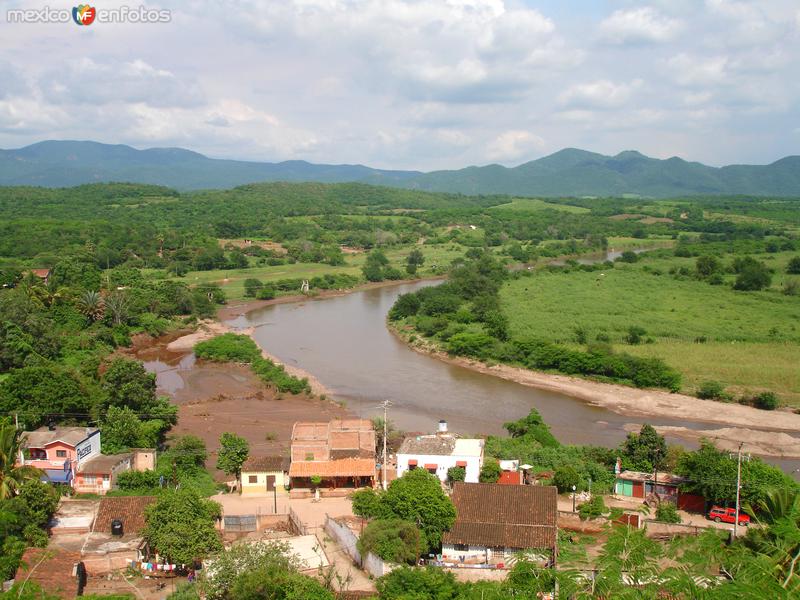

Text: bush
xmin=697 ymin=381 xmax=726 ymax=400
xmin=553 ymin=466 xmax=581 ymax=493
xmin=243 ymin=278 xmax=263 ymax=298
xmin=256 ymin=286 xmax=276 ymax=300
xmin=786 ymin=256 xmax=800 ymax=274
xmin=388 ymin=293 xmax=421 ymax=320
xmin=116 ymin=469 xmax=160 ymax=491
xmin=479 ymin=460 xmax=501 ymax=483
xmin=617 ymin=250 xmax=639 ymax=263
xmin=625 ymin=326 xmax=646 ymax=345
xmin=578 ymin=495 xmax=606 ymax=520
xmin=357 ymin=519 xmax=422 ymax=564
xmin=446 ymin=331 xmax=496 ymax=359
xmin=447 ymin=466 xmax=466 ymax=483
xmin=655 ymin=503 xmax=681 ymax=523
xmin=733 ymin=262 xmax=772 ymax=291
xmin=194 ymin=333 xmax=260 ymax=363
xmin=752 ymin=391 xmax=779 ymax=410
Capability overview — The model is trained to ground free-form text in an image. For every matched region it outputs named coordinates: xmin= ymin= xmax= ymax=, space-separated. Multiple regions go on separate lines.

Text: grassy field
xmin=501 ymin=257 xmax=800 ymax=404
xmin=491 ymin=198 xmax=590 ymax=213
xmin=146 ymin=242 xmax=470 ymax=300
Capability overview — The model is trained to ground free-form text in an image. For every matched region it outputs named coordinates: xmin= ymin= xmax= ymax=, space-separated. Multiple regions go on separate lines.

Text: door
xmin=622 ymin=480 xmax=633 ymax=496
xmin=266 ymin=475 xmax=276 ymax=492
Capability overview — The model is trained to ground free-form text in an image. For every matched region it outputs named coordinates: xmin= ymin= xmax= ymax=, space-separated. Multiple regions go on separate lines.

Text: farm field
xmin=501 ymin=256 xmax=800 ymax=404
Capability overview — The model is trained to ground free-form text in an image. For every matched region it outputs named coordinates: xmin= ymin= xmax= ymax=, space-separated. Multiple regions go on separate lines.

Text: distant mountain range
xmin=1 ymin=140 xmax=799 ymax=198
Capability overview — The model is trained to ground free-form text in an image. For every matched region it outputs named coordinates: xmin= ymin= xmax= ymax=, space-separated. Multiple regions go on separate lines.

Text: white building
xmin=396 ymin=420 xmax=484 ymax=483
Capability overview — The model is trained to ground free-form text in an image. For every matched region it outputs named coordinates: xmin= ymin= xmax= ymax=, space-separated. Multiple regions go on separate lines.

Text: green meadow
xmin=501 ymin=256 xmax=800 ymax=404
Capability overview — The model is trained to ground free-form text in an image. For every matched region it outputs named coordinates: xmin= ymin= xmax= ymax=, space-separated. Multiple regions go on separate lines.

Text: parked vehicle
xmin=708 ymin=506 xmax=750 ymax=526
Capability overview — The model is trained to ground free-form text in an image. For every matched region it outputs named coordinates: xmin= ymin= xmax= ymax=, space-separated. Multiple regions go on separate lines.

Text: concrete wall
xmin=132 ymin=449 xmax=155 ymax=472
xmin=396 ymin=453 xmax=481 ymax=483
xmin=241 ymin=470 xmax=287 ymax=496
xmin=324 ymin=516 xmax=396 ymax=579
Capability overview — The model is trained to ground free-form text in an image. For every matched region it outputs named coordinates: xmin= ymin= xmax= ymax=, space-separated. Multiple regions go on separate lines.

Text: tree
xmin=352 ymin=469 xmax=455 ymax=553
xmin=376 ymin=566 xmax=460 ymax=600
xmin=502 ymin=409 xmax=560 ymax=448
xmin=553 ymin=466 xmax=581 ymax=493
xmin=696 ymin=255 xmax=721 ymax=278
xmin=479 ymin=460 xmax=501 ymax=483
xmin=0 ymin=425 xmax=42 ymax=499
xmin=231 ymin=568 xmax=334 ymax=600
xmin=104 ymin=290 xmax=130 ymax=325
xmin=405 ymin=249 xmax=424 ymax=275
xmin=200 ymin=540 xmax=302 ymax=600
xmin=243 ymin=278 xmax=263 ymax=298
xmin=216 ymin=432 xmax=249 ymax=480
xmin=621 ymin=424 xmax=667 ymax=473
xmin=734 ymin=261 xmax=772 ymax=291
xmin=100 ymin=406 xmax=159 ymax=454
xmin=101 ymin=357 xmax=158 ymax=411
xmin=12 ymin=479 xmax=59 ymax=529
xmin=357 ymin=518 xmax=423 ymax=564
xmin=446 ymin=466 xmax=466 ymax=483
xmin=362 ymin=249 xmax=390 ymax=282
xmin=786 ymin=256 xmax=800 ymax=275
xmin=77 ymin=290 xmax=104 ymax=322
xmin=168 ymin=435 xmax=208 ymax=473
xmin=143 ymin=488 xmax=222 ymax=564
xmin=655 ymin=503 xmax=681 ymax=523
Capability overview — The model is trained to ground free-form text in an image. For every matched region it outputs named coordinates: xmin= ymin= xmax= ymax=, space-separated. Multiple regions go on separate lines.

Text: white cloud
xmin=558 ymin=80 xmax=642 ymax=109
xmin=486 ymin=130 xmax=545 ymax=162
xmin=598 ymin=7 xmax=682 ymax=44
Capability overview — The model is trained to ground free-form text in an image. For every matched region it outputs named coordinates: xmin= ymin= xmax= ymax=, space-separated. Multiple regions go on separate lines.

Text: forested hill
xmin=1 ymin=140 xmax=800 ymax=197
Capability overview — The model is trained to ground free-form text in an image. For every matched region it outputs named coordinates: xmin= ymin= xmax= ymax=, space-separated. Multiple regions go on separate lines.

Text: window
xmin=84 ymin=475 xmax=96 ymax=485
xmin=102 ymin=474 xmax=110 ymax=482
xmin=454 ymin=544 xmax=468 ymax=551
xmin=56 ymin=450 xmax=67 ymax=458
xmin=249 ymin=475 xmax=258 ymax=484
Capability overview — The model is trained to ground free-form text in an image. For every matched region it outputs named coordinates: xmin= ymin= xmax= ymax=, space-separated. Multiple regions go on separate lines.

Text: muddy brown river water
xmin=218 ymin=280 xmax=800 ymax=477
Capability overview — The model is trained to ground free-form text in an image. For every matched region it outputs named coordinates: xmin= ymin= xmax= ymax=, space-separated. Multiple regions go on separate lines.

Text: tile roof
xmin=15 ymin=548 xmax=80 ymax=598
xmin=290 ymin=419 xmax=375 ymax=461
xmin=22 ymin=426 xmax=98 ymax=449
xmin=93 ymin=496 xmax=157 ymax=535
xmin=617 ymin=470 xmax=689 ymax=485
xmin=442 ymin=483 xmax=557 ymax=550
xmin=289 ymin=458 xmax=376 ymax=478
xmin=498 ymin=471 xmax=521 ymax=485
xmin=76 ymin=452 xmax=132 ymax=473
xmin=242 ymin=455 xmax=289 ymax=472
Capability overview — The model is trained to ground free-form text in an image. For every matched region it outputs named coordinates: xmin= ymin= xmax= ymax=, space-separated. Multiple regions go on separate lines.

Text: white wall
xmin=396 ymin=453 xmax=482 ymax=483
xmin=75 ymin=431 xmax=101 ymax=467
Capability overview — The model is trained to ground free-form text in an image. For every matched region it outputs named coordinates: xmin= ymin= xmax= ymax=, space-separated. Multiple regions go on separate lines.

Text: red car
xmin=708 ymin=506 xmax=750 ymax=526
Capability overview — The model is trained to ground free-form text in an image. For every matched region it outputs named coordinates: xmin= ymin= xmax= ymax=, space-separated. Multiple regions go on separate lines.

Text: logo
xmin=72 ymin=4 xmax=96 ymax=25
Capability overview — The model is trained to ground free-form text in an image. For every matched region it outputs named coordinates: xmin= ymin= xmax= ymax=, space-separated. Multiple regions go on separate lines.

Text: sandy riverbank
xmin=390 ymin=324 xmax=800 ymax=457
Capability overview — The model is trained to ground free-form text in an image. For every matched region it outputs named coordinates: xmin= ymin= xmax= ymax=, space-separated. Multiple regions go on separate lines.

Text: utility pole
xmin=380 ymin=400 xmax=392 ymax=490
xmin=734 ymin=442 xmax=744 ymax=539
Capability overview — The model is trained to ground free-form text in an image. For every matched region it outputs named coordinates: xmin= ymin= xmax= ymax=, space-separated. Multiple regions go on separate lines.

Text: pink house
xmin=19 ymin=427 xmax=101 ymax=487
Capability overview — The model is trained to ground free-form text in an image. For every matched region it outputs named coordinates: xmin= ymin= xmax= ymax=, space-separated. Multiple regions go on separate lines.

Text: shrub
xmin=655 ymin=503 xmax=681 ymax=524
xmin=786 ymin=256 xmax=800 ymax=274
xmin=625 ymin=326 xmax=646 ymax=345
xmin=697 ymin=381 xmax=725 ymax=400
xmin=243 ymin=278 xmax=264 ymax=298
xmin=446 ymin=332 xmax=496 ymax=359
xmin=117 ymin=469 xmax=160 ymax=491
xmin=617 ymin=251 xmax=639 ymax=263
xmin=578 ymin=495 xmax=606 ymax=520
xmin=479 ymin=460 xmax=501 ymax=483
xmin=256 ymin=286 xmax=276 ymax=300
xmin=389 ymin=293 xmax=421 ymax=320
xmin=447 ymin=466 xmax=466 ymax=483
xmin=553 ymin=466 xmax=581 ymax=493
xmin=733 ymin=262 xmax=772 ymax=291
xmin=357 ymin=519 xmax=422 ymax=564
xmin=753 ymin=391 xmax=779 ymax=410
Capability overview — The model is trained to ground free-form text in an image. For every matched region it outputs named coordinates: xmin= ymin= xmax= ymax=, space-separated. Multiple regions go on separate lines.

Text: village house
xmin=441 ymin=482 xmax=558 ymax=568
xmin=614 ymin=470 xmax=705 ymax=512
xmin=18 ymin=426 xmax=154 ymax=494
xmin=288 ymin=419 xmax=376 ymax=495
xmin=396 ymin=420 xmax=484 ymax=483
xmin=240 ymin=455 xmax=289 ymax=496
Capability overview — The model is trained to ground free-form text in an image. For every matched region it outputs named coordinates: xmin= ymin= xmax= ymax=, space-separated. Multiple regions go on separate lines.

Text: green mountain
xmin=1 ymin=140 xmax=798 ymax=197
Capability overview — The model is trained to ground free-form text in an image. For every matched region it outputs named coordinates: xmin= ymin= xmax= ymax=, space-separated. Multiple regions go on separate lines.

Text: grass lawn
xmin=491 ymin=198 xmax=591 ymax=213
xmin=145 ymin=243 xmax=469 ymax=301
xmin=501 ymin=262 xmax=800 ymax=404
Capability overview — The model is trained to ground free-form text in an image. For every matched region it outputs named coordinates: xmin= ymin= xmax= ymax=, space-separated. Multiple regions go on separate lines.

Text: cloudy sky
xmin=1 ymin=0 xmax=798 ymax=170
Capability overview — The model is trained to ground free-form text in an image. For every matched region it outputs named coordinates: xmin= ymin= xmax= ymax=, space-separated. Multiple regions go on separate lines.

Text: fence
xmin=289 ymin=507 xmax=309 ymax=536
xmin=223 ymin=515 xmax=257 ymax=532
xmin=643 ymin=520 xmax=706 ymax=538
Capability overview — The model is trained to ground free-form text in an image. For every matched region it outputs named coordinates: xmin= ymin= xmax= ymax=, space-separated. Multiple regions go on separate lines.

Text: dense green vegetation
xmin=193 ymin=333 xmax=309 ymax=394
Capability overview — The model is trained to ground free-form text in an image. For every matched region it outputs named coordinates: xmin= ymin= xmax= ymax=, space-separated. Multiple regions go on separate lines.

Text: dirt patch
xmin=218 ymin=238 xmax=287 ymax=254
xmin=650 ymin=425 xmax=800 ymax=458
xmin=607 ymin=213 xmax=644 ymax=221
xmin=134 ymin=333 xmax=352 ymax=481
xmin=639 ymin=216 xmax=674 ymax=224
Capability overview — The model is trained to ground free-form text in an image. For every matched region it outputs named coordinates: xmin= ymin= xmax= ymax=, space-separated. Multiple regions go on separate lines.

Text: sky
xmin=0 ymin=0 xmax=798 ymax=170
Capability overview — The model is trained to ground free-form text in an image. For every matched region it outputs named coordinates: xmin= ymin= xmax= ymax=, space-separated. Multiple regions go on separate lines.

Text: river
xmin=222 ymin=279 xmax=800 ymax=480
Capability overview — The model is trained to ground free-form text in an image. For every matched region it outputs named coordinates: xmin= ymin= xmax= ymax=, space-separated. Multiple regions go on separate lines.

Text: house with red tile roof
xmin=441 ymin=482 xmax=558 ymax=568
xmin=288 ymin=419 xmax=375 ymax=492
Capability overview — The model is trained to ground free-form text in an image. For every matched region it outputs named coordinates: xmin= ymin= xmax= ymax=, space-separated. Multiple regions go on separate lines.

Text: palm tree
xmin=77 ymin=290 xmax=105 ymax=323
xmin=0 ymin=424 xmax=42 ymax=499
xmin=104 ymin=290 xmax=129 ymax=326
